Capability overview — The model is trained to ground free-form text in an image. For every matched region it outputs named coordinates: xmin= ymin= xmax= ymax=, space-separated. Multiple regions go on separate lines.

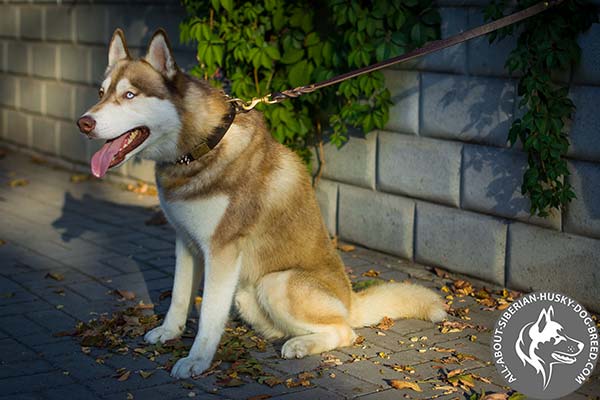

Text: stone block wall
xmin=1 ymin=0 xmax=599 ymax=310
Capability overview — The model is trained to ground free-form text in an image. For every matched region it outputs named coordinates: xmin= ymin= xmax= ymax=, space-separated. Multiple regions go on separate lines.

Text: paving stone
xmin=271 ymin=387 xmax=343 ymax=400
xmin=85 ymin=369 xmax=174 ymax=397
xmin=462 ymin=144 xmax=560 ymax=229
xmin=0 ymin=358 xmax=56 ymax=379
xmin=25 ymin=309 xmax=77 ymax=334
xmin=314 ymin=178 xmax=338 ymax=236
xmin=41 ymin=383 xmax=102 ymax=400
xmin=1 ymin=370 xmax=75 ymax=395
xmin=0 ymin=338 xmax=39 ymax=362
xmin=0 ymin=315 xmax=47 ymax=337
xmin=320 ymin=132 xmax=377 ymax=189
xmin=338 ymin=185 xmax=414 ymax=259
xmin=382 ymin=70 xmax=419 ymax=135
xmin=101 ymin=382 xmax=224 ymax=400
xmin=378 ymin=132 xmax=462 ymax=207
xmin=420 ymin=72 xmax=515 ymax=148
xmin=564 ymin=159 xmax=600 ymax=240
xmin=310 ymin=370 xmax=380 ymax=398
xmin=507 ymin=222 xmax=600 ymax=311
xmin=415 ymin=201 xmax=507 ymax=284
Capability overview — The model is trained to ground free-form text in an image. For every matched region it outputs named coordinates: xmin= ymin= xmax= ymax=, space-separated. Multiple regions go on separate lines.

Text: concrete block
xmin=20 ymin=6 xmax=43 ymax=40
xmin=6 ymin=41 xmax=29 ymax=75
xmin=75 ymin=5 xmax=107 ymax=44
xmin=314 ymin=178 xmax=338 ymax=236
xmin=420 ymin=7 xmax=467 ymax=74
xmin=59 ymin=45 xmax=89 ymax=83
xmin=507 ymin=222 xmax=600 ymax=312
xmin=19 ymin=78 xmax=43 ymax=114
xmin=74 ymin=85 xmax=98 ymax=119
xmin=5 ymin=109 xmax=30 ymax=147
xmin=46 ymin=82 xmax=73 ymax=119
xmin=415 ymin=201 xmax=507 ymax=284
xmin=378 ymin=132 xmax=462 ymax=207
xmin=46 ymin=6 xmax=73 ymax=41
xmin=462 ymin=144 xmax=561 ymax=229
xmin=564 ymin=160 xmax=600 ymax=239
xmin=126 ymin=157 xmax=155 ymax=182
xmin=421 ymin=72 xmax=515 ymax=147
xmin=382 ymin=69 xmax=419 ymax=135
xmin=573 ymin=23 xmax=600 ymax=85
xmin=31 ymin=115 xmax=56 ymax=154
xmin=58 ymin=120 xmax=87 ymax=163
xmin=90 ymin=46 xmax=108 ymax=85
xmin=338 ymin=184 xmax=414 ymax=259
xmin=0 ymin=75 xmax=18 ymax=107
xmin=321 ymin=132 xmax=377 ymax=189
xmin=0 ymin=6 xmax=18 ymax=38
xmin=467 ymin=7 xmax=518 ymax=77
xmin=31 ymin=43 xmax=56 ymax=79
xmin=568 ymin=85 xmax=600 ymax=162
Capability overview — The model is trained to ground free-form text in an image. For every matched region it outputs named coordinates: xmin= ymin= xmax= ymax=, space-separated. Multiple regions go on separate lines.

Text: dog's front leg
xmin=170 ymin=244 xmax=241 ymax=378
xmin=145 ymin=236 xmax=199 ymax=344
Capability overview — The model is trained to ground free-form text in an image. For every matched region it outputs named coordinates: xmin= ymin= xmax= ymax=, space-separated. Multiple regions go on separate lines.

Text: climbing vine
xmin=180 ymin=0 xmax=440 ymax=167
xmin=484 ymin=0 xmax=598 ymax=217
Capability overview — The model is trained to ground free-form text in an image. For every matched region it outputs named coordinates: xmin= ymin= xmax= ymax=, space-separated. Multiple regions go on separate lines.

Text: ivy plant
xmin=180 ymin=0 xmax=440 ymax=167
xmin=484 ymin=0 xmax=598 ymax=217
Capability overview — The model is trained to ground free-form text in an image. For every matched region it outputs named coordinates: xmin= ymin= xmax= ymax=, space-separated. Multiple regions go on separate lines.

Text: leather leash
xmin=228 ymin=0 xmax=565 ymax=112
xmin=174 ymin=0 xmax=564 ymax=165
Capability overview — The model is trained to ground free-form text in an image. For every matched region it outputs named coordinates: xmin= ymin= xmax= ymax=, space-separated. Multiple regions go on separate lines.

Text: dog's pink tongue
xmin=91 ymin=135 xmax=127 ymax=178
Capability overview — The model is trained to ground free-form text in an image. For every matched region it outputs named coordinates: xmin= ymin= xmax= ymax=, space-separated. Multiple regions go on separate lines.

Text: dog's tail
xmin=348 ymin=282 xmax=447 ymax=328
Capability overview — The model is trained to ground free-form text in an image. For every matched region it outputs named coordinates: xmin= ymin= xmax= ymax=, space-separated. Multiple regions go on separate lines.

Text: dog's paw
xmin=429 ymin=304 xmax=448 ymax=323
xmin=281 ymin=337 xmax=309 ymax=359
xmin=144 ymin=325 xmax=182 ymax=344
xmin=170 ymin=356 xmax=211 ymax=379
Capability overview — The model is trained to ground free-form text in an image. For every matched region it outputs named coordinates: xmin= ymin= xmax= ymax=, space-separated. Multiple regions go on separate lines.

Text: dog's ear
xmin=108 ymin=28 xmax=131 ymax=68
xmin=145 ymin=29 xmax=178 ymax=79
xmin=535 ymin=307 xmax=552 ymax=333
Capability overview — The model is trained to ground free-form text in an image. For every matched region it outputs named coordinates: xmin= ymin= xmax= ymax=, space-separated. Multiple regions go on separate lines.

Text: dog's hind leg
xmin=257 ymin=270 xmax=356 ymax=359
xmin=235 ymin=286 xmax=285 ymax=340
xmin=145 ymin=236 xmax=200 ymax=344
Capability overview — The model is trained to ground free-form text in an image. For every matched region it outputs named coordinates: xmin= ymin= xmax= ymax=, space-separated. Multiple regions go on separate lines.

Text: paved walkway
xmin=0 ymin=148 xmax=598 ymax=400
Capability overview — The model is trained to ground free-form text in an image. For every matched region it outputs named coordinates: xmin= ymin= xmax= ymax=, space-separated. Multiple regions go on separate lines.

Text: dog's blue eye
xmin=125 ymin=91 xmax=135 ymax=100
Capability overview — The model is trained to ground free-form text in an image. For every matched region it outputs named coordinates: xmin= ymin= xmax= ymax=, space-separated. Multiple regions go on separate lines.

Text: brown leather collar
xmin=171 ymin=101 xmax=237 ymax=166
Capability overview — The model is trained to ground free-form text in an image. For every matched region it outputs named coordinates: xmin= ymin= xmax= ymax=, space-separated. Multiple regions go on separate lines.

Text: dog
xmin=76 ymin=28 xmax=447 ymax=379
xmin=515 ymin=306 xmax=584 ymax=389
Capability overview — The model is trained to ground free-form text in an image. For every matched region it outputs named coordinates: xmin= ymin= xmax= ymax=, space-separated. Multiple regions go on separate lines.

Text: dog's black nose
xmin=77 ymin=115 xmax=96 ymax=134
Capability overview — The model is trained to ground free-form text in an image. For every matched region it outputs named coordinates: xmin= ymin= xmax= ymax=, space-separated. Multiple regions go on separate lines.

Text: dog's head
xmin=77 ymin=28 xmax=183 ymax=178
xmin=516 ymin=306 xmax=584 ymax=388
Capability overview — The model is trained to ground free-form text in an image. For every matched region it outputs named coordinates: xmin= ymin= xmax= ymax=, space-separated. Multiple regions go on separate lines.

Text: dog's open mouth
xmin=91 ymin=127 xmax=150 ymax=178
xmin=552 ymin=351 xmax=577 ymax=364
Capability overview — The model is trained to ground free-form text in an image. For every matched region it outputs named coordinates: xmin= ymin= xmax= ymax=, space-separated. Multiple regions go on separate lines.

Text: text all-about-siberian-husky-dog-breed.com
xmin=76 ymin=28 xmax=447 ymax=379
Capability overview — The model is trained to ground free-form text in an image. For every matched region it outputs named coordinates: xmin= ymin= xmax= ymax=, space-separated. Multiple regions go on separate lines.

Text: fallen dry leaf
xmin=389 ymin=379 xmax=422 ymax=392
xmin=117 ymin=370 xmax=131 ymax=381
xmin=482 ymin=394 xmax=508 ymax=400
xmin=8 ymin=178 xmax=28 ymax=187
xmin=114 ymin=289 xmax=136 ymax=301
xmin=375 ymin=316 xmax=395 ymax=331
xmin=45 ymin=272 xmax=65 ymax=281
xmin=0 ymin=239 xmax=6 ymax=246
xmin=70 ymin=174 xmax=92 ymax=183
xmin=338 ymin=244 xmax=355 ymax=252
xmin=247 ymin=395 xmax=272 ymax=400
xmin=159 ymin=290 xmax=172 ymax=301
xmin=361 ymin=269 xmax=380 ymax=277
xmin=139 ymin=370 xmax=154 ymax=379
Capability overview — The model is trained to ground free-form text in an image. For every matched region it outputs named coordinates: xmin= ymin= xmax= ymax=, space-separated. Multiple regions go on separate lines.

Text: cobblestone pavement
xmin=0 ymin=149 xmax=598 ymax=400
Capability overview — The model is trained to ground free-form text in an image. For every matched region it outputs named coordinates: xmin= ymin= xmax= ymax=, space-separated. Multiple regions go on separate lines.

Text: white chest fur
xmin=160 ymin=193 xmax=230 ymax=248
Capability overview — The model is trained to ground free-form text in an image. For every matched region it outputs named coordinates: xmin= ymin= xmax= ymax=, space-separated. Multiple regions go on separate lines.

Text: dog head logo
xmin=515 ymin=305 xmax=584 ymax=390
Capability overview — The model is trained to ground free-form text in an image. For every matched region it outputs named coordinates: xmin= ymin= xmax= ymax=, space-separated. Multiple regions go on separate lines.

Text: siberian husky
xmin=77 ymin=28 xmax=447 ymax=378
